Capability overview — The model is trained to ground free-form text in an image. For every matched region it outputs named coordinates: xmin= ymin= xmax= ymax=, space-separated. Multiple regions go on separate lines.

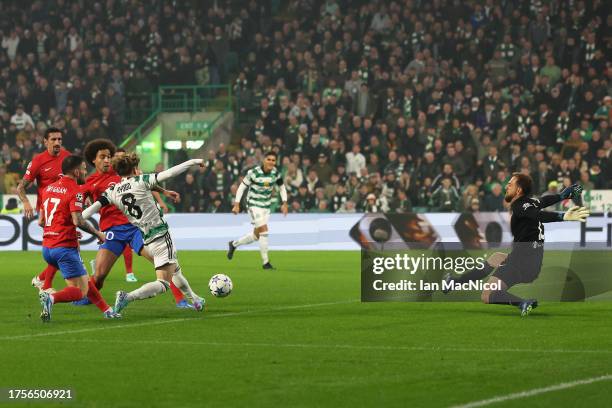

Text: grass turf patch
xmin=1 ymin=251 xmax=611 ymax=407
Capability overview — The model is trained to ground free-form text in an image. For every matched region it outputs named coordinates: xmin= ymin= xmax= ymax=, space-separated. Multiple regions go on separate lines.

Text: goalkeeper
xmin=443 ymin=173 xmax=589 ymax=316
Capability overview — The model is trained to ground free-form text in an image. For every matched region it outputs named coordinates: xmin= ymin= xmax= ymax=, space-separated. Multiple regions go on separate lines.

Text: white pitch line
xmin=10 ymin=337 xmax=612 ymax=356
xmin=449 ymin=374 xmax=612 ymax=408
xmin=0 ymin=299 xmax=359 ymax=341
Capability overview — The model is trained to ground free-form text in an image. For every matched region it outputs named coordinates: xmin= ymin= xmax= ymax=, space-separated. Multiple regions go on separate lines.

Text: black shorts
xmin=492 ymin=243 xmax=544 ymax=288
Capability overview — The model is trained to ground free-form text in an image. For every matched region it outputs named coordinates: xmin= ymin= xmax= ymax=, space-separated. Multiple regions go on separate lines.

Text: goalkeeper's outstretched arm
xmin=536 ymin=184 xmax=584 ymax=208
xmin=519 ymin=204 xmax=590 ymax=223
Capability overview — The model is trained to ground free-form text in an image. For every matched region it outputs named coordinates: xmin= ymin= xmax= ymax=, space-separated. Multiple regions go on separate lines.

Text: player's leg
xmin=123 ymin=245 xmax=137 ymax=282
xmin=228 ymin=208 xmax=259 ymax=259
xmin=170 ymin=262 xmax=204 ymax=311
xmin=138 ymin=237 xmax=189 ymax=307
xmin=73 ymin=242 xmax=122 ymax=306
xmin=93 ymin=247 xmax=122 ymax=290
xmin=482 ymin=273 xmax=537 ymax=317
xmin=116 ymin=234 xmax=202 ymax=313
xmin=42 ymin=264 xmax=59 ymax=290
xmin=32 ymin=264 xmax=59 ymax=291
xmin=256 ymin=224 xmax=273 ymax=269
xmin=40 ymin=248 xmax=119 ymax=321
xmin=156 ymin=234 xmax=203 ymax=309
xmin=247 ymin=207 xmax=272 ymax=268
xmin=119 ymin=261 xmax=204 ymax=312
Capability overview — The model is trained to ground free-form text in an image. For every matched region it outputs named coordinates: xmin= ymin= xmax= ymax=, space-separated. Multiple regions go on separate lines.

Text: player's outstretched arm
xmin=157 ymin=159 xmax=204 ymax=183
xmin=537 ymin=184 xmax=583 ymax=208
xmin=520 ymin=201 xmax=590 ymax=224
xmin=71 ymin=211 xmax=105 ymax=243
xmin=562 ymin=206 xmax=590 ymax=222
xmin=82 ymin=200 xmax=103 ymax=219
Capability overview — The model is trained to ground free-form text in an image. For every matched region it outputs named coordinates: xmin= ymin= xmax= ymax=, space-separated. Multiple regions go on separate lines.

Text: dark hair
xmin=6 ymin=197 xmax=18 ymax=210
xmin=84 ymin=138 xmax=117 ymax=165
xmin=264 ymin=151 xmax=277 ymax=159
xmin=62 ymin=155 xmax=84 ymax=174
xmin=512 ymin=172 xmax=532 ymax=196
xmin=44 ymin=127 xmax=63 ymax=140
xmin=112 ymin=152 xmax=140 ymax=176
xmin=116 ymin=147 xmax=127 ymax=154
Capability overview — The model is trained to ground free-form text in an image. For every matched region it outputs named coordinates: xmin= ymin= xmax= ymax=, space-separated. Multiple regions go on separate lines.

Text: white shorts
xmin=248 ymin=207 xmax=270 ymax=228
xmin=145 ymin=233 xmax=178 ymax=268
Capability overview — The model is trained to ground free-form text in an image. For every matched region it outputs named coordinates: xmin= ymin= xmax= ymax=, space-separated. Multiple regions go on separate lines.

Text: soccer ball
xmin=208 ymin=274 xmax=233 ymax=297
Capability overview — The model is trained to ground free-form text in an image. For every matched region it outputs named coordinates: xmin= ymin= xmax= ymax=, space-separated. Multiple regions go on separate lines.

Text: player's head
xmin=112 ymin=152 xmax=140 ymax=177
xmin=62 ymin=155 xmax=87 ymax=184
xmin=84 ymin=138 xmax=117 ymax=173
xmin=44 ymin=127 xmax=63 ymax=156
xmin=505 ymin=173 xmax=532 ymax=203
xmin=114 ymin=148 xmax=127 ymax=158
xmin=262 ymin=151 xmax=277 ymax=172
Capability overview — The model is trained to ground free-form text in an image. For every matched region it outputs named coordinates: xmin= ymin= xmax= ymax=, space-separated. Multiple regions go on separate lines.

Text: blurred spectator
xmin=1 ymin=197 xmax=20 ymax=214
xmin=431 ymin=178 xmax=460 ymax=212
xmin=482 ymin=183 xmax=505 ymax=212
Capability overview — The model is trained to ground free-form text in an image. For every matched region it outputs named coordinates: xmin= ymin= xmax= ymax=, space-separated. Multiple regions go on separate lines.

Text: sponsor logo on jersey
xmin=523 ymin=202 xmax=532 ymax=210
xmin=46 ymin=186 xmax=67 ymax=194
xmin=117 ymin=183 xmax=131 ymax=193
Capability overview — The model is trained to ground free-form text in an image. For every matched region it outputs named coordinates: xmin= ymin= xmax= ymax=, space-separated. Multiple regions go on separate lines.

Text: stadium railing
xmin=121 ymin=84 xmax=232 ymax=149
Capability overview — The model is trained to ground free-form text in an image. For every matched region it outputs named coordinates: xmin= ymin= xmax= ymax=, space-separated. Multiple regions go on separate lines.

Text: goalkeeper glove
xmin=559 ymin=184 xmax=583 ymax=200
xmin=562 ymin=206 xmax=590 ymax=222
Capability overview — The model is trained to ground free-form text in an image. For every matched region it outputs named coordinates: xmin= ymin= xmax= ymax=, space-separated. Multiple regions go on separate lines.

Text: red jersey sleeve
xmin=81 ymin=178 xmax=94 ymax=200
xmin=70 ymin=189 xmax=85 ymax=213
xmin=23 ymin=157 xmax=39 ymax=182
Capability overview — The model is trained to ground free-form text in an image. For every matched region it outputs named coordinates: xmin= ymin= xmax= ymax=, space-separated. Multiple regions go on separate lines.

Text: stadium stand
xmin=0 ymin=0 xmax=610 ymax=213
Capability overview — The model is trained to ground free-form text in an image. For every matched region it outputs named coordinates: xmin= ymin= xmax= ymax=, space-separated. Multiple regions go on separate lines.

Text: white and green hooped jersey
xmin=100 ymin=174 xmax=168 ymax=244
xmin=242 ymin=166 xmax=283 ymax=209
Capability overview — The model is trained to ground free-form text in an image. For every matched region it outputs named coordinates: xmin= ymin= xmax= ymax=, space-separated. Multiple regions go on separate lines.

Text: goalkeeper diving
xmin=443 ymin=173 xmax=589 ymax=316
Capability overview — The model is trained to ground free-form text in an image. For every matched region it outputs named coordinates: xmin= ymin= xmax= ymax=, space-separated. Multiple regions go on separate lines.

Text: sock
xmin=454 ymin=263 xmax=493 ymax=283
xmin=127 ymin=280 xmax=169 ymax=301
xmin=40 ymin=265 xmax=59 ymax=289
xmin=233 ymin=232 xmax=257 ymax=247
xmin=123 ymin=246 xmax=133 ymax=274
xmin=259 ymin=233 xmax=269 ymax=264
xmin=87 ymin=277 xmax=110 ymax=312
xmin=51 ymin=286 xmax=83 ymax=303
xmin=37 ymin=265 xmax=50 ymax=280
xmin=170 ymin=282 xmax=186 ymax=303
xmin=488 ymin=291 xmax=524 ymax=306
xmin=171 ymin=265 xmax=198 ymax=301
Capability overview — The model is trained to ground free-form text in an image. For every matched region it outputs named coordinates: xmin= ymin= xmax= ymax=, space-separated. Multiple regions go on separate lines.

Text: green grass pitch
xmin=1 ymin=250 xmax=611 ymax=407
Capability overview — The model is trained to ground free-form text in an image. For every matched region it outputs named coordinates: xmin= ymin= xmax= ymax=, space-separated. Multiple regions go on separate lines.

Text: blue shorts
xmin=100 ymin=224 xmax=144 ymax=257
xmin=43 ymin=247 xmax=87 ymax=280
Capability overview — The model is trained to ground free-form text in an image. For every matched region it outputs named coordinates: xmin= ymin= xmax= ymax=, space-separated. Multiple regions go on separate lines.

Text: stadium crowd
xmin=1 ymin=0 xmax=611 ymax=213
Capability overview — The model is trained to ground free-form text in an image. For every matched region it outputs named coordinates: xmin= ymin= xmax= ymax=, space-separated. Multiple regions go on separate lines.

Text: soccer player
xmin=81 ymin=139 xmax=192 ymax=308
xmin=17 ymin=127 xmax=71 ymax=291
xmin=82 ymin=153 xmax=205 ymax=314
xmin=227 ymin=151 xmax=288 ymax=269
xmin=38 ymin=155 xmax=120 ymax=322
xmin=443 ymin=174 xmax=589 ymax=316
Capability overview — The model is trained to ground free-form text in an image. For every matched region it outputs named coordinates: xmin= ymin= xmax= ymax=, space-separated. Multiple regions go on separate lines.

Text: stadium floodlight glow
xmin=163 ymin=140 xmax=205 ymax=150
xmin=164 ymin=141 xmax=182 ymax=150
xmin=186 ymin=140 xmax=205 ymax=149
